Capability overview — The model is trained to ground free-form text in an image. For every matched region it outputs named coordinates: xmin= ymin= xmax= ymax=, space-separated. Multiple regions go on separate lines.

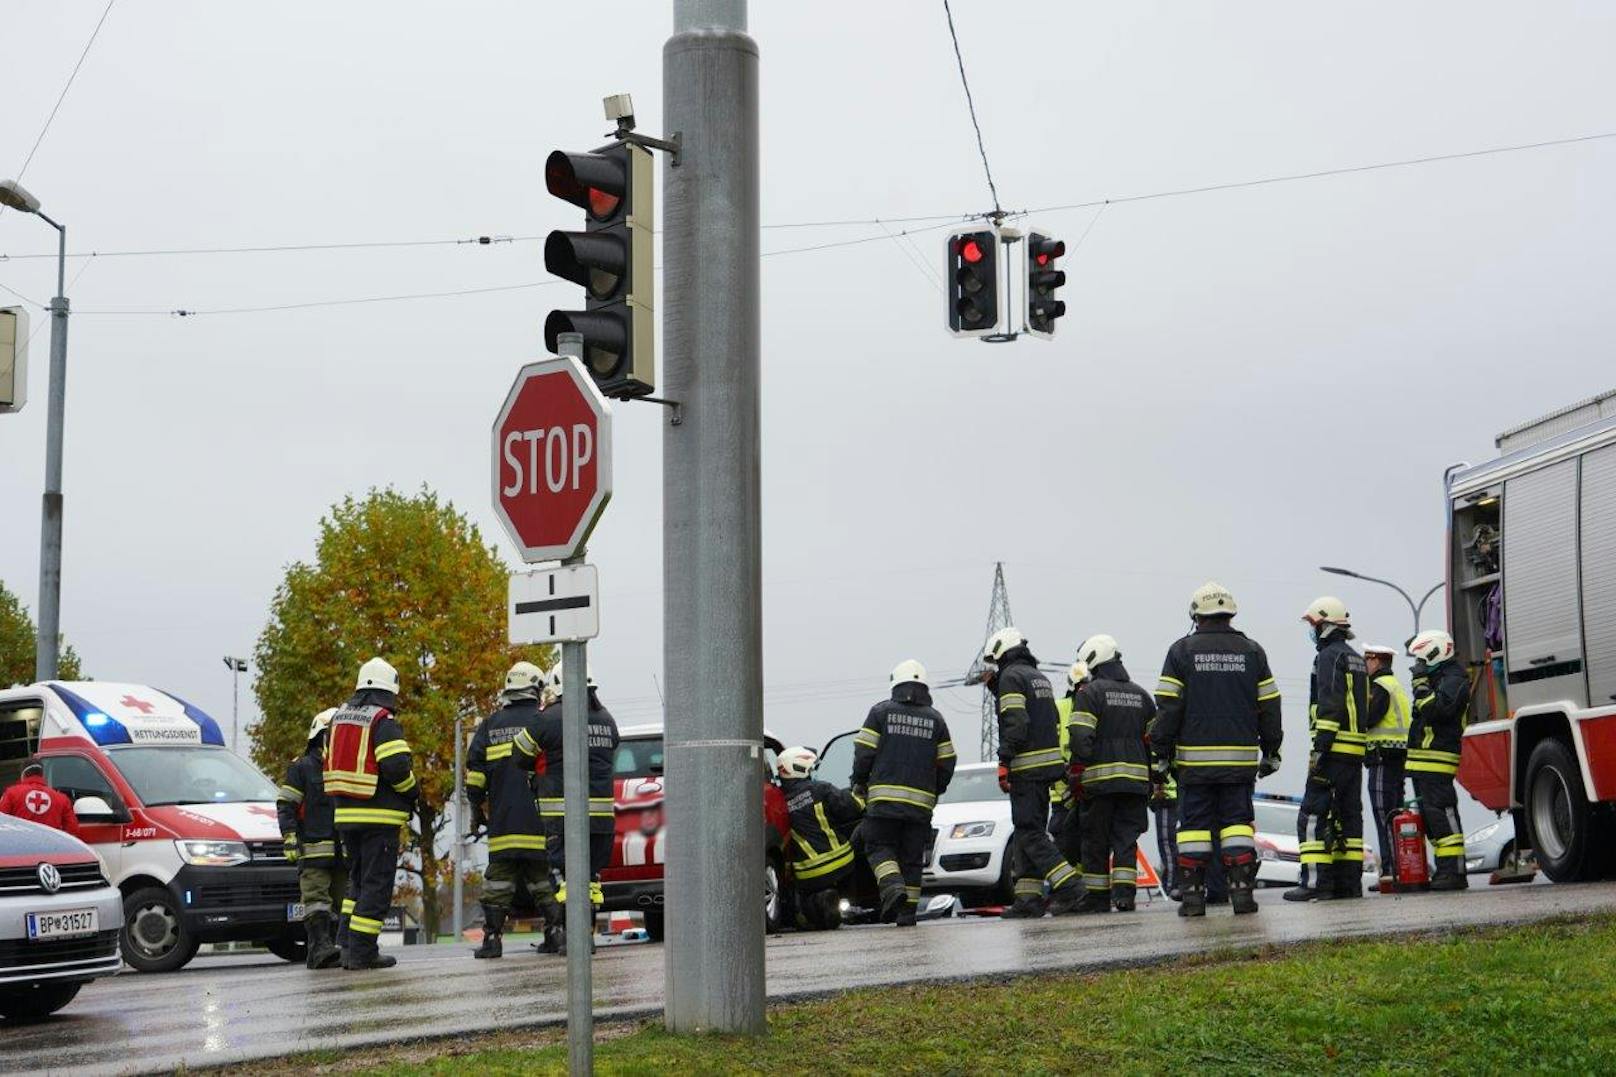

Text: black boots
xmin=1112 ymin=886 xmax=1136 ymax=913
xmin=1228 ymin=861 xmax=1259 ymax=915
xmin=1057 ymin=890 xmax=1110 ymax=915
xmin=305 ymin=911 xmax=341 ymax=969
xmin=342 ymin=935 xmax=397 ymax=970
xmin=1177 ymin=867 xmax=1206 ymax=918
xmin=474 ymin=906 xmax=504 ymax=959
xmin=1285 ymin=862 xmax=1331 ymax=902
xmin=1001 ymin=894 xmax=1047 ymax=919
xmin=1334 ymin=863 xmax=1363 ymax=899
xmin=1430 ymin=860 xmax=1469 ymax=891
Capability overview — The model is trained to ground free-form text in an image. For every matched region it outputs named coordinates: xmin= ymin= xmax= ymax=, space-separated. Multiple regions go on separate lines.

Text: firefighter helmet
xmin=1189 ymin=582 xmax=1238 ymax=618
xmin=777 ymin=746 xmax=817 ymax=780
xmin=306 ymin=708 xmax=337 ymax=742
xmin=505 ymin=661 xmax=544 ymax=692
xmin=1066 ymin=661 xmax=1091 ymax=691
xmin=1302 ymin=595 xmax=1352 ymax=628
xmin=982 ymin=627 xmax=1026 ymax=663
xmin=890 ymin=659 xmax=928 ymax=688
xmin=545 ymin=664 xmax=597 ymax=697
xmin=1408 ymin=629 xmax=1456 ymax=667
xmin=1076 ymin=634 xmax=1120 ymax=669
xmin=355 ymin=657 xmax=400 ymax=694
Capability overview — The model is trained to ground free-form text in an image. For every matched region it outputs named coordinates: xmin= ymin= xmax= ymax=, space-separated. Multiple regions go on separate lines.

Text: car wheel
xmin=1525 ymin=738 xmax=1601 ymax=883
xmin=764 ymin=855 xmax=788 ymax=934
xmin=122 ymin=885 xmax=201 ymax=973
xmin=642 ymin=908 xmax=666 ymax=943
xmin=265 ymin=934 xmax=306 ymax=963
xmin=0 ymin=981 xmax=82 ymax=1022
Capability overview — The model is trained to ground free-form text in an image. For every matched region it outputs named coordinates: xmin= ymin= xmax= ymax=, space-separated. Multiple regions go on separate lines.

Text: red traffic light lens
xmin=961 ymin=239 xmax=984 ymax=264
xmin=589 ymin=188 xmax=621 ymax=218
xmin=1035 ymin=252 xmax=1050 ymax=266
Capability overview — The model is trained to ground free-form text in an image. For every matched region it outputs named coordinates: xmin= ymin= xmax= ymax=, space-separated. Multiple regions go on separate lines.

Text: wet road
xmin=8 ymin=881 xmax=1616 ymax=1075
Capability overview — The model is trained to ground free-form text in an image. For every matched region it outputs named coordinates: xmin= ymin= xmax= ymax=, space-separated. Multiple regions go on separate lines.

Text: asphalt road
xmin=8 ymin=881 xmax=1616 ymax=1075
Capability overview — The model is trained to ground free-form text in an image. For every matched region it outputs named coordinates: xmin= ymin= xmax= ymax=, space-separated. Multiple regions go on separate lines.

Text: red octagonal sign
xmin=492 ymin=357 xmax=612 ymax=563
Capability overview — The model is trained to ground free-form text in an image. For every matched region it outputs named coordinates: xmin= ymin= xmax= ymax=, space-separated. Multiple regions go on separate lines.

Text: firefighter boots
xmin=1228 ymin=861 xmax=1259 ymax=915
xmin=1112 ymin=887 xmax=1137 ymax=912
xmin=305 ymin=911 xmax=341 ymax=970
xmin=474 ymin=906 xmax=505 ymax=959
xmin=342 ymin=937 xmax=398 ymax=970
xmin=1333 ymin=866 xmax=1363 ymax=899
xmin=1001 ymin=895 xmax=1047 ymax=919
xmin=1430 ymin=861 xmax=1469 ymax=891
xmin=1177 ymin=867 xmax=1207 ymax=918
xmin=1061 ymin=891 xmax=1111 ymax=915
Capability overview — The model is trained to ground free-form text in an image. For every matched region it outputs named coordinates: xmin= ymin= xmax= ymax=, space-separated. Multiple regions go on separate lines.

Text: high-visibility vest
xmin=323 ymin=704 xmax=388 ymax=800
xmin=1367 ymin=674 xmax=1412 ymax=749
xmin=1053 ymin=696 xmax=1074 ymax=805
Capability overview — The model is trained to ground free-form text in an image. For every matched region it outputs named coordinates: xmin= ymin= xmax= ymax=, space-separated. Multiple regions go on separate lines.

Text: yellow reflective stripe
xmin=514 ymin=728 xmax=537 ymax=754
xmin=349 ymin=915 xmax=384 ymax=935
xmin=465 ymin=771 xmax=487 ymax=789
xmin=324 ymin=772 xmax=379 ymax=798
xmin=277 ymin=784 xmax=304 ymax=803
xmin=794 ymin=843 xmax=855 ymax=881
xmin=302 ymin=841 xmax=338 ymax=858
xmin=998 ymin=693 xmax=1027 ymax=714
xmin=936 ymin=740 xmax=956 ymax=761
xmin=1045 ymin=861 xmax=1078 ymax=888
xmin=853 ymin=730 xmax=881 ymax=750
xmin=1070 ymin=711 xmax=1099 ymax=729
xmin=1081 ymin=762 xmax=1151 ymax=783
xmin=1408 ymin=749 xmax=1462 ymax=764
xmin=486 ymin=742 xmax=514 ymax=760
xmin=333 ymin=806 xmax=410 ymax=826
xmin=868 ymin=783 xmax=938 ymax=810
xmin=538 ymin=797 xmax=565 ymax=817
xmin=1345 ymin=672 xmax=1361 ymax=734
xmin=488 ymin=833 xmax=547 ymax=852
xmin=1154 ymin=678 xmax=1182 ymax=699
xmin=871 ymin=859 xmax=902 ymax=881
xmin=1010 ymin=747 xmax=1064 ymax=772
xmin=1176 ymin=745 xmax=1259 ymax=766
xmin=373 ymin=739 xmax=411 ymax=761
xmin=340 ymin=899 xmax=357 ymax=915
xmin=590 ymin=796 xmax=615 ymax=818
xmin=1314 ymin=719 xmax=1341 ymax=732
xmin=1220 ymin=824 xmax=1255 ymax=840
xmin=392 ymin=773 xmax=417 ymax=794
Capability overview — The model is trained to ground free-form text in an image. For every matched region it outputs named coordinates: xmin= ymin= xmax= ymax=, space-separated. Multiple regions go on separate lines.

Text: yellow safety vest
xmin=1052 ymin=696 xmax=1074 ymax=806
xmin=1367 ymin=673 xmax=1412 ymax=749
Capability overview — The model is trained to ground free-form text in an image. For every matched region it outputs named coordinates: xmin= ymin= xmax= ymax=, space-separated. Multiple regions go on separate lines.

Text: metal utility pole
xmin=965 ymin=562 xmax=1015 ymax=761
xmin=663 ymin=0 xmax=766 ymax=1036
xmin=452 ymin=713 xmax=465 ymax=946
xmin=222 ymin=656 xmax=247 ymax=750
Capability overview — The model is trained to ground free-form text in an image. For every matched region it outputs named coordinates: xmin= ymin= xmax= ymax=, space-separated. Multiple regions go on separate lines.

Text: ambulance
xmin=0 ymin=681 xmax=303 ymax=972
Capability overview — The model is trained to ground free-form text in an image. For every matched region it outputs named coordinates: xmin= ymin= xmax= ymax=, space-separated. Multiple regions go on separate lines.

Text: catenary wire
xmin=940 ymin=0 xmax=1002 ymax=215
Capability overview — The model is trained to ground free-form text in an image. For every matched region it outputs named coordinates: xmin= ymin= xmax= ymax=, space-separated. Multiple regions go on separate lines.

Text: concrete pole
xmin=452 ymin=714 xmax=464 ymax=944
xmin=34 ymin=216 xmax=68 ymax=682
xmin=663 ymin=0 xmax=766 ymax=1036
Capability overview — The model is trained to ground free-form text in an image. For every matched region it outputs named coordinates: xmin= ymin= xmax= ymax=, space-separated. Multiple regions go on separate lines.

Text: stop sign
xmin=492 ymin=357 xmax=612 ymax=563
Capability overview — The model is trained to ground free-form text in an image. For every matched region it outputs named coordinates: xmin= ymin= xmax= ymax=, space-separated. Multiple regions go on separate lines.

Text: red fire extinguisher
xmin=1389 ymin=805 xmax=1431 ymax=892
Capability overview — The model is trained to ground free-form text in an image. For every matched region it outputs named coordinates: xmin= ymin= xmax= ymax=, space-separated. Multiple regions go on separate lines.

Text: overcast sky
xmin=2 ymin=2 xmax=1612 ymax=826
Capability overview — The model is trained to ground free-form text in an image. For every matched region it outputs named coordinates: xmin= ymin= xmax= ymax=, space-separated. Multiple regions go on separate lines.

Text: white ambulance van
xmin=0 ymin=681 xmax=303 ymax=971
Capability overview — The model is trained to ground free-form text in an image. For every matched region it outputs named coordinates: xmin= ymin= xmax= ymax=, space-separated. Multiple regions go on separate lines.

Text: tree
xmin=0 ymin=579 xmax=84 ymax=685
xmin=250 ymin=487 xmax=547 ymax=936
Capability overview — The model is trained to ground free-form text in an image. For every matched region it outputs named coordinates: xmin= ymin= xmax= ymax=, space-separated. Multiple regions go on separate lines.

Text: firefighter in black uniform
xmin=1152 ymin=584 xmax=1283 ymax=917
xmin=1287 ymin=596 xmax=1369 ymax=901
xmin=851 ymin=660 xmax=956 ymax=926
xmin=276 ymin=708 xmax=344 ymax=969
xmin=777 ymin=745 xmax=863 ymax=930
xmin=1068 ymin=634 xmax=1156 ymax=913
xmin=467 ymin=661 xmax=563 ymax=958
xmin=1406 ymin=629 xmax=1470 ymax=890
xmin=984 ymin=628 xmax=1084 ymax=917
xmin=323 ymin=657 xmax=417 ymax=970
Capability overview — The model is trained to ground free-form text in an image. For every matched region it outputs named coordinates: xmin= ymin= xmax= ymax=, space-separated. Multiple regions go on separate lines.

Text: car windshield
xmin=108 ymin=746 xmax=277 ymax=806
xmin=939 ymin=769 xmax=1002 ymax=805
xmin=614 ymin=737 xmax=664 ymax=778
xmin=1254 ymin=801 xmax=1298 ymax=835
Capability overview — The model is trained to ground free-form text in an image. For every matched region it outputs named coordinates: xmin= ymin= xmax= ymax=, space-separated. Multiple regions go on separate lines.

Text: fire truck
xmin=1451 ymin=389 xmax=1616 ymax=883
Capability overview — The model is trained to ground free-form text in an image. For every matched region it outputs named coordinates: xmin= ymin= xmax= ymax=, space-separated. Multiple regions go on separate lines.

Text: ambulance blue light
xmin=85 ymin=712 xmax=109 ymax=727
xmin=48 ymin=685 xmax=132 ymax=745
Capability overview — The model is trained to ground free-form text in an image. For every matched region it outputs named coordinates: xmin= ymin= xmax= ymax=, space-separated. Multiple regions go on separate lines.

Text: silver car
xmin=1 ymin=815 xmax=123 ymax=1021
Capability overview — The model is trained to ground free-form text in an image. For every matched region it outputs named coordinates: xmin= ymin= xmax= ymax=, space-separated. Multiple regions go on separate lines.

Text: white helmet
xmin=777 ymin=746 xmax=817 ymax=780
xmin=505 ymin=661 xmax=544 ymax=693
xmin=356 ymin=657 xmax=400 ymax=694
xmin=544 ymin=664 xmax=597 ymax=698
xmin=306 ymin=707 xmax=337 ymax=742
xmin=1066 ymin=661 xmax=1091 ymax=691
xmin=890 ymin=659 xmax=928 ymax=688
xmin=1302 ymin=596 xmax=1352 ymax=629
xmin=1408 ymin=629 xmax=1456 ymax=667
xmin=1190 ymin=582 xmax=1238 ymax=618
xmin=982 ymin=627 xmax=1026 ymax=663
xmin=1363 ymin=644 xmax=1397 ymax=660
xmin=1076 ymin=634 xmax=1120 ymax=670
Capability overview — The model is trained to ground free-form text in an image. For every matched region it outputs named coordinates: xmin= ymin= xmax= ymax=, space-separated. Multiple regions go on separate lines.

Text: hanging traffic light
xmin=1024 ymin=232 xmax=1066 ymax=340
xmin=544 ymin=141 xmax=654 ymax=398
xmin=946 ymin=229 xmax=999 ymax=338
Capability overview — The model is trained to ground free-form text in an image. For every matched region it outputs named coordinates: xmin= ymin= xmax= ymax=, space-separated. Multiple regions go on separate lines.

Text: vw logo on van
xmin=37 ymin=862 xmax=62 ymax=893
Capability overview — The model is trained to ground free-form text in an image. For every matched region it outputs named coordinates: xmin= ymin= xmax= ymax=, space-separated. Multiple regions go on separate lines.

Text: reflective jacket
xmin=1052 ymin=696 xmax=1076 ymax=807
xmin=1407 ymin=660 xmax=1469 ymax=777
xmin=1366 ymin=673 xmax=1412 ymax=751
xmin=994 ymin=652 xmax=1065 ymax=782
xmin=851 ymin=684 xmax=957 ymax=820
xmin=780 ymin=776 xmax=863 ymax=889
xmin=1152 ymin=621 xmax=1283 ymax=785
xmin=467 ymin=696 xmax=547 ymax=860
xmin=1069 ymin=660 xmax=1155 ymax=797
xmin=277 ymin=742 xmax=340 ymax=867
xmin=1310 ymin=637 xmax=1369 ymax=759
xmin=324 ymin=693 xmax=416 ymax=829
xmin=515 ymin=693 xmax=621 ymax=834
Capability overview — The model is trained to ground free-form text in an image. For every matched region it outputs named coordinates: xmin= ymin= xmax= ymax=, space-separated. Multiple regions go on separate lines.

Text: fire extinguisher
xmin=1389 ymin=804 xmax=1431 ymax=892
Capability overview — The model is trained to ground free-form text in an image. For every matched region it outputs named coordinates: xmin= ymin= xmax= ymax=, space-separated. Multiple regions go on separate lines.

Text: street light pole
xmin=222 ymin=656 xmax=248 ymax=750
xmin=1320 ymin=566 xmax=1445 ymax=641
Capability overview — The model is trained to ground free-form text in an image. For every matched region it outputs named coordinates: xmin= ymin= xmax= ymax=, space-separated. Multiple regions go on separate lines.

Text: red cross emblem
xmin=24 ymin=789 xmax=51 ymax=816
xmin=120 ymin=695 xmax=156 ymax=714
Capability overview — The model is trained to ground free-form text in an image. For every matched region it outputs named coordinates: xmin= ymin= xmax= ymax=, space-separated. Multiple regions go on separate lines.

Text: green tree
xmin=0 ymin=579 xmax=84 ymax=685
xmin=250 ymin=487 xmax=546 ymax=936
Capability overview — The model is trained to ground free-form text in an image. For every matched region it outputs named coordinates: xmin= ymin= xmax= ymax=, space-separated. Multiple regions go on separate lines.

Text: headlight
xmin=949 ymin=821 xmax=995 ymax=840
xmin=176 ymin=840 xmax=250 ymax=866
xmin=1467 ymin=821 xmax=1501 ymax=846
xmin=1259 ymin=846 xmax=1279 ymax=861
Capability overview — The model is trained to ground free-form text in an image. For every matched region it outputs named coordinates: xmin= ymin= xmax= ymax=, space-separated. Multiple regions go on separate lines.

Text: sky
xmin=2 ymin=1 xmax=1613 ymax=830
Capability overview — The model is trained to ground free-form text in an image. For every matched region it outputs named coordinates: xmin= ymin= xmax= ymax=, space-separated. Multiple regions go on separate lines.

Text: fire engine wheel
xmin=1524 ymin=738 xmax=1607 ymax=883
xmin=121 ymin=886 xmax=200 ymax=973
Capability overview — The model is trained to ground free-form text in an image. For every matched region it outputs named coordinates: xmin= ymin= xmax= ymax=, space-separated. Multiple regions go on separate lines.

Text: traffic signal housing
xmin=1025 ymin=232 xmax=1066 ymax=340
xmin=544 ymin=141 xmax=654 ymax=398
xmin=946 ymin=229 xmax=999 ymax=338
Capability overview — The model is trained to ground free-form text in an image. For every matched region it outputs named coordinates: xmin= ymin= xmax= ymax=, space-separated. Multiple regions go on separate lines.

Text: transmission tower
xmin=965 ymin=562 xmax=1015 ymax=761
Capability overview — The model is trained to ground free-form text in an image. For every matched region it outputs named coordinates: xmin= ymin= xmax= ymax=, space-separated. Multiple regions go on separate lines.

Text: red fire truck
xmin=1451 ymin=389 xmax=1616 ymax=883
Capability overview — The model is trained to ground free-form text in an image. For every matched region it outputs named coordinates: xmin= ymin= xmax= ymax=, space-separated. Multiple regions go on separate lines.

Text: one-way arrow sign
xmin=509 ymin=564 xmax=599 ymax=644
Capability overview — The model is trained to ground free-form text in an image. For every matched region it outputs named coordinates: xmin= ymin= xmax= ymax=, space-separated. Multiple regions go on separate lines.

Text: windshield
xmin=1253 ymin=800 xmax=1298 ymax=836
xmin=939 ymin=769 xmax=1002 ymax=806
xmin=614 ymin=737 xmax=664 ymax=778
xmin=109 ymin=746 xmax=277 ymax=806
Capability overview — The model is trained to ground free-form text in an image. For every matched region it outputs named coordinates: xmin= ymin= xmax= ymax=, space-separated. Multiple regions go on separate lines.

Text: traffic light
xmin=543 ymin=141 xmax=654 ymax=398
xmin=946 ymin=229 xmax=999 ymax=338
xmin=1024 ymin=232 xmax=1066 ymax=340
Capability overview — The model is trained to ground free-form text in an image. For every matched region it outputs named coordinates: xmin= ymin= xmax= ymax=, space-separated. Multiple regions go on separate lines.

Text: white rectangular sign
xmin=1 ymin=306 xmax=28 ymax=414
xmin=509 ymin=564 xmax=599 ymax=644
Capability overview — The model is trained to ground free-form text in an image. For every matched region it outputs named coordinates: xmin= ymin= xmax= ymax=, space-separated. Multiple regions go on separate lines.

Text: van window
xmin=613 ymin=737 xmax=664 ymax=778
xmin=43 ymin=755 xmax=119 ymax=804
xmin=108 ymin=746 xmax=276 ymax=806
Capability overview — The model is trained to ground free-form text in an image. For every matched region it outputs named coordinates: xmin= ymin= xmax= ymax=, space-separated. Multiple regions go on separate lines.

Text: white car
xmin=1250 ymin=793 xmax=1379 ymax=886
xmin=922 ymin=763 xmax=1013 ymax=906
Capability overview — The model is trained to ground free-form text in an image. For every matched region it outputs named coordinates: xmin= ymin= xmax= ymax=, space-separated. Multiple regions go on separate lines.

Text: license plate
xmin=27 ymin=908 xmax=99 ymax=940
xmin=287 ymin=902 xmax=305 ymax=922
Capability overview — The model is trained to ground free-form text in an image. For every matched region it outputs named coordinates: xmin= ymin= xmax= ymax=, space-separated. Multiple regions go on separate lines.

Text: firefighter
xmin=1286 ymin=596 xmax=1369 ymax=901
xmin=514 ymin=664 xmax=620 ymax=941
xmin=1363 ymin=643 xmax=1412 ymax=887
xmin=467 ymin=662 xmax=563 ymax=959
xmin=1068 ymin=634 xmax=1155 ymax=912
xmin=1152 ymin=583 xmax=1282 ymax=917
xmin=1049 ymin=660 xmax=1090 ymax=871
xmin=1150 ymin=769 xmax=1180 ymax=900
xmin=984 ymin=629 xmax=1084 ymax=917
xmin=276 ymin=709 xmax=344 ymax=969
xmin=323 ymin=657 xmax=416 ymax=970
xmin=851 ymin=660 xmax=956 ymax=926
xmin=1406 ymin=629 xmax=1470 ymax=890
xmin=776 ymin=746 xmax=863 ymax=930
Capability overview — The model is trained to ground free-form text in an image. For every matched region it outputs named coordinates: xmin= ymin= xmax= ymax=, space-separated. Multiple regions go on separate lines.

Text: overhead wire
xmin=940 ymin=0 xmax=1002 ymax=215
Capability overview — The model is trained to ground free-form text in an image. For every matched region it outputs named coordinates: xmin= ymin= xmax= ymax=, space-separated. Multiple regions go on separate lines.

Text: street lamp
xmin=1 ymin=179 xmax=70 ymax=682
xmin=222 ymin=656 xmax=248 ymax=750
xmin=1319 ymin=565 xmax=1444 ymax=642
